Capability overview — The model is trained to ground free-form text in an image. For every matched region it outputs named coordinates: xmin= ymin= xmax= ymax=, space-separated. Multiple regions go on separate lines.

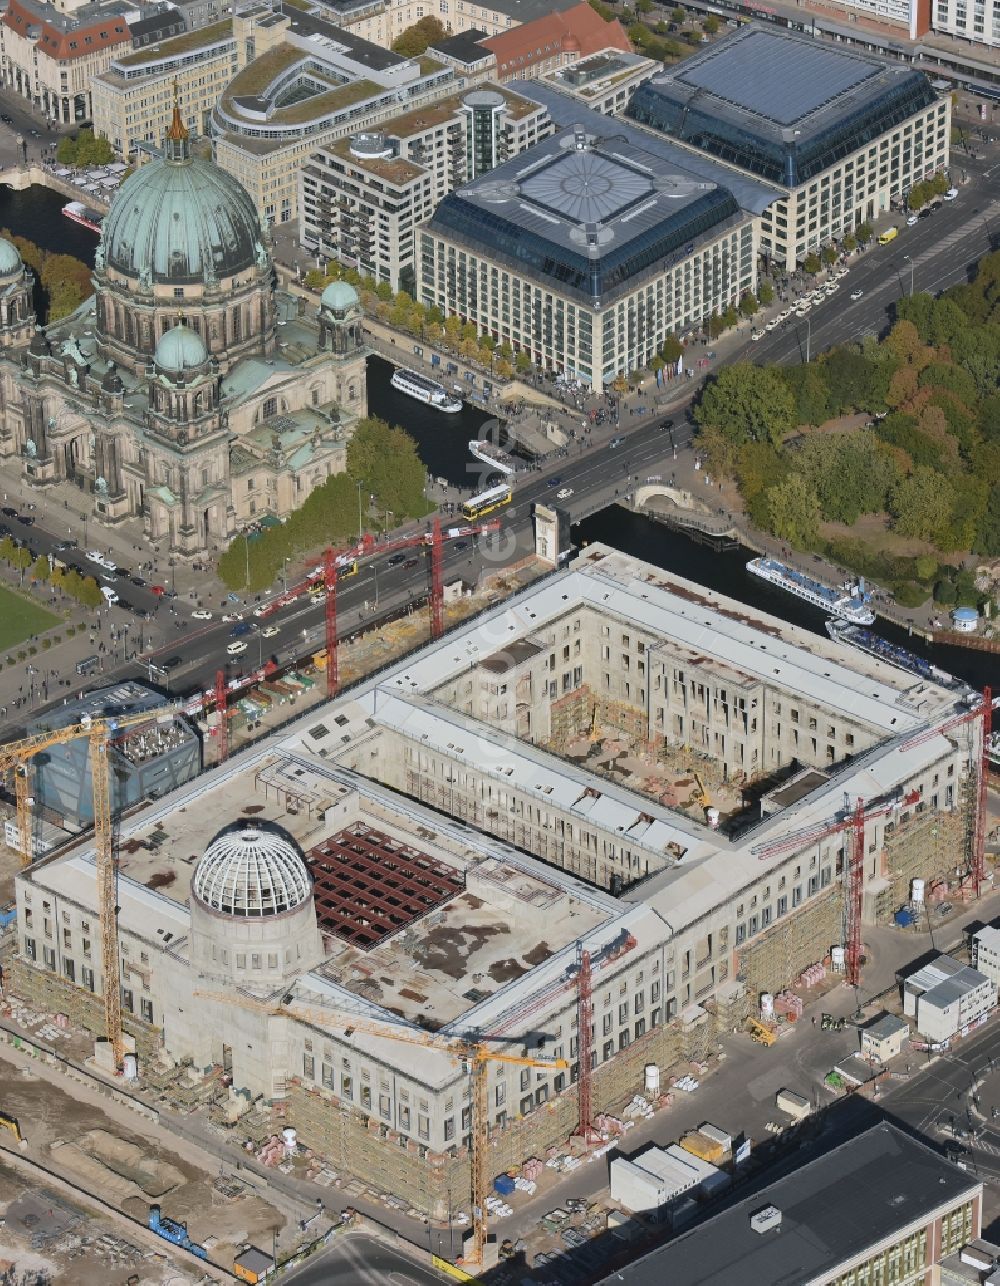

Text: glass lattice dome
xmin=192 ymin=824 xmax=312 ymax=917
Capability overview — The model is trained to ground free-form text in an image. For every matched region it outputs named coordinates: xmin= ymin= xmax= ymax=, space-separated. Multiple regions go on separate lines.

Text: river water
xmin=1 ymin=184 xmax=994 ymax=689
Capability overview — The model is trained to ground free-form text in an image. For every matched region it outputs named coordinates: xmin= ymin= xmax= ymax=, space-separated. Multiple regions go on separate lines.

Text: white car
xmin=221 ymin=612 xmax=243 ymax=623
xmin=765 ymin=319 xmax=779 ymax=332
xmin=750 ymin=331 xmax=763 ymax=341
xmin=906 ymin=213 xmax=919 ymax=226
xmin=262 ymin=624 xmax=279 ymax=638
xmin=100 ymin=585 xmax=119 ymax=604
xmin=797 ymin=300 xmax=812 ymax=312
xmin=556 ymin=487 xmax=574 ymax=500
xmin=252 ymin=603 xmax=272 ymax=617
xmin=226 ymin=640 xmax=248 ymax=656
xmin=192 ymin=608 xmax=213 ymax=621
xmin=779 ymin=309 xmax=792 ymax=321
xmin=85 ymin=549 xmax=103 ymax=563
xmin=102 ymin=557 xmax=117 ymax=573
xmin=944 ymin=187 xmax=959 ymax=200
xmin=850 ymin=289 xmax=864 ymax=301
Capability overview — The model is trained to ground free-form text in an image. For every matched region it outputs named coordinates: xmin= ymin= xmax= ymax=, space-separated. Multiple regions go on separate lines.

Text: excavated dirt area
xmin=0 ymin=1054 xmax=287 ymax=1276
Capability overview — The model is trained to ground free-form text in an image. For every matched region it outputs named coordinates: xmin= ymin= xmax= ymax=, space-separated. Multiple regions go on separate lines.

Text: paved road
xmin=283 ymin=1233 xmax=448 ymax=1286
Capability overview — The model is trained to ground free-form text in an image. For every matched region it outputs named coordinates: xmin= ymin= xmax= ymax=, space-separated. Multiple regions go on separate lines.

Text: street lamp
xmin=804 ymin=314 xmax=812 ymax=365
xmin=243 ymin=533 xmax=250 ymax=590
xmin=282 ymin=557 xmax=290 ymax=593
xmin=356 ymin=479 xmax=364 ymax=540
xmin=903 ymin=254 xmax=914 ymax=297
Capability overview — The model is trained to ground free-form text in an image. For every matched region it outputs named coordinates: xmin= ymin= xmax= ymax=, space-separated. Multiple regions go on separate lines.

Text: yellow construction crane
xmin=0 ymin=708 xmax=177 ymax=1070
xmin=197 ymin=990 xmax=568 ymax=1268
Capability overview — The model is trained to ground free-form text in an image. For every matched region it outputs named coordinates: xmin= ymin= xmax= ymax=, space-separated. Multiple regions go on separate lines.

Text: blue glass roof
xmin=425 ymin=91 xmax=778 ymax=305
xmin=627 ymin=26 xmax=939 ymax=188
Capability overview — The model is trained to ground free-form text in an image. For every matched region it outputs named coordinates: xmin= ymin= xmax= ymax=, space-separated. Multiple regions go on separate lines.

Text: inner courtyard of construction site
xmin=3 ymin=535 xmax=994 ymax=1271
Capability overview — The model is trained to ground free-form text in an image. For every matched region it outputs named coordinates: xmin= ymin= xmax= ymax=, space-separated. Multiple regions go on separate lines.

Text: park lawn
xmin=0 ymin=584 xmax=58 ymax=652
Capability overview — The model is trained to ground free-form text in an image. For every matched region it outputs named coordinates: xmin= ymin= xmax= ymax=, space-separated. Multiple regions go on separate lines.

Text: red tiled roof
xmin=484 ymin=2 xmax=630 ymax=75
xmin=3 ymin=0 xmax=130 ymax=60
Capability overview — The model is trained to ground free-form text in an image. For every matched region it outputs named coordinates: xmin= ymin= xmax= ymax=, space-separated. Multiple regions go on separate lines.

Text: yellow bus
xmin=877 ymin=226 xmax=898 ymax=245
xmin=461 ymin=484 xmax=512 ymax=521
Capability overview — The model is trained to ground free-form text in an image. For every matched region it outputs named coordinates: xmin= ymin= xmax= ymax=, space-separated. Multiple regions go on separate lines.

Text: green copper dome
xmin=0 ymin=237 xmax=22 ymax=277
xmin=320 ymin=281 xmax=359 ymax=313
xmin=100 ymin=130 xmax=267 ymax=285
xmin=156 ymin=323 xmax=208 ymax=373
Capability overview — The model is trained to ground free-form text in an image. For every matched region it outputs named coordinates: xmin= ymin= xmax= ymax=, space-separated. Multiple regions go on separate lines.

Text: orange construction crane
xmin=196 ymin=990 xmax=566 ymax=1268
xmin=259 ymin=519 xmax=501 ymax=699
xmin=0 ymin=708 xmax=179 ymax=1068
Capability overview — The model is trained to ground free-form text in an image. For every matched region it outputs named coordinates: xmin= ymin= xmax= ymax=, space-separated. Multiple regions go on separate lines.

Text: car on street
xmin=386 ymin=553 xmax=405 ymax=567
xmin=403 ymin=557 xmax=419 ymax=569
xmin=556 ymin=487 xmax=574 ymax=500
xmin=944 ymin=187 xmax=959 ymax=200
xmin=850 ymin=289 xmax=864 ymax=300
xmin=262 ymin=624 xmax=279 ymax=638
xmin=546 ymin=475 xmax=562 ymax=487
xmin=919 ymin=207 xmax=932 ymax=219
xmin=150 ymin=584 xmax=165 ymax=596
xmin=17 ymin=514 xmax=34 ymax=526
xmin=130 ymin=576 xmax=146 ymax=588
xmin=610 ymin=435 xmax=626 ymax=448
xmin=226 ymin=640 xmax=248 ymax=656
xmin=192 ymin=608 xmax=213 ymax=621
xmin=453 ymin=540 xmax=468 ymax=551
xmin=55 ymin=539 xmax=77 ymax=551
xmin=100 ymin=585 xmax=119 ymax=604
xmin=230 ymin=621 xmax=253 ymax=637
xmin=0 ymin=507 xmax=16 ymax=518
xmin=750 ymin=330 xmax=763 ymax=341
xmin=906 ymin=213 xmax=919 ymax=225
xmin=221 ymin=612 xmax=243 ymax=623
xmin=765 ymin=319 xmax=779 ymax=331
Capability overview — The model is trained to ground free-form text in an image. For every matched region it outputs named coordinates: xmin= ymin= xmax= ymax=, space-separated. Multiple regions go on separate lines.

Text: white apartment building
xmin=420 ymin=86 xmax=778 ymax=389
xmin=627 ymin=26 xmax=951 ymax=269
xmin=299 ymin=85 xmax=550 ymax=292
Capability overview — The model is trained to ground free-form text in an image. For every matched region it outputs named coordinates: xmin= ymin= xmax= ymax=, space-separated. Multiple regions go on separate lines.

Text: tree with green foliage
xmin=890 ymin=466 xmax=955 ymax=541
xmin=707 ymin=313 xmax=726 ymax=339
xmin=975 ymin=485 xmax=1000 ymax=555
xmin=696 ymin=364 xmax=796 ymax=447
xmin=821 ymin=245 xmax=838 ymax=267
xmin=79 ymin=576 xmax=104 ymax=609
xmin=782 ymin=365 xmax=830 ymax=427
xmin=857 ymin=222 xmax=873 ymax=244
xmin=757 ymin=279 xmax=774 ymax=307
xmin=798 ymin=430 xmax=900 ymax=525
xmin=391 ymin=14 xmax=445 ymax=55
xmin=636 ymin=0 xmax=654 ymax=12
xmin=738 ymin=291 xmax=757 ymax=319
xmin=56 ymin=129 xmax=114 ymax=167
xmin=843 ymin=232 xmax=857 ymax=252
xmin=803 ymin=253 xmax=822 ymax=275
xmin=31 ymin=555 xmax=49 ymax=583
xmin=671 ymin=6 xmax=685 ymax=20
xmin=41 ymin=253 xmax=93 ymax=322
xmin=703 ymin=14 xmax=719 ymax=32
xmin=765 ymin=473 xmax=821 ymax=546
xmin=515 ymin=350 xmax=533 ymax=374
xmin=661 ymin=335 xmax=684 ymax=363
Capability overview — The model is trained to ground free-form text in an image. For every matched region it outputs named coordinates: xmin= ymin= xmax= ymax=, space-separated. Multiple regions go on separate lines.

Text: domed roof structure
xmin=320 ymin=280 xmax=359 ymax=313
xmin=0 ymin=237 xmax=22 ymax=277
xmin=155 ymin=322 xmax=208 ymax=373
xmin=100 ymin=104 xmax=266 ymax=285
xmin=192 ymin=823 xmax=312 ymax=917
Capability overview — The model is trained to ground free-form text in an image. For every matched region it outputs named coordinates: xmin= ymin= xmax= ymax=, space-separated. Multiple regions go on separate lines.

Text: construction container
xmin=698 ymin=1123 xmax=732 ymax=1153
xmin=494 ymin=1174 xmax=515 ymax=1196
xmin=679 ymin=1131 xmax=727 ymax=1165
xmin=775 ymin=1089 xmax=810 ymax=1121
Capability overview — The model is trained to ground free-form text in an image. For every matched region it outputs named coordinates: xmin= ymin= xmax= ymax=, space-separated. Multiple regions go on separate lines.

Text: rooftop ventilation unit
xmin=750 ymin=1206 xmax=782 ymax=1235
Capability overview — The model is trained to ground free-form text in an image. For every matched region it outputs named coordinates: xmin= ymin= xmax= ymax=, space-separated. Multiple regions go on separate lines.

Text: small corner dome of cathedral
xmin=0 ymin=238 xmax=22 ymax=277
xmin=320 ymin=280 xmax=359 ymax=313
xmin=155 ymin=323 xmax=208 ymax=373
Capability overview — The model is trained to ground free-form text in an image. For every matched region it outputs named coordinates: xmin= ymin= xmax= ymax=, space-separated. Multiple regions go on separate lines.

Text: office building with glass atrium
xmin=419 ymin=84 xmax=779 ymax=390
xmin=627 ymin=26 xmax=950 ymax=270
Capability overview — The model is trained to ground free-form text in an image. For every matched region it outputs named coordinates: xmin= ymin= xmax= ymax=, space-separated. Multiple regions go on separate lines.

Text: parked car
xmin=610 ymin=435 xmax=626 ymax=448
xmin=100 ymin=585 xmax=119 ymax=604
xmin=262 ymin=624 xmax=279 ymax=638
xmin=192 ymin=608 xmax=213 ymax=621
xmin=944 ymin=187 xmax=959 ymax=200
xmin=226 ymin=640 xmax=248 ymax=656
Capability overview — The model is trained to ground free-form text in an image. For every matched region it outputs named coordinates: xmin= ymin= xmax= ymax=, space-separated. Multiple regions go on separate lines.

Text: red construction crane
xmin=258 ymin=519 xmax=500 ymax=690
xmin=576 ymin=946 xmax=594 ymax=1141
xmin=751 ymin=688 xmax=997 ymax=985
xmin=214 ymin=668 xmax=228 ymax=763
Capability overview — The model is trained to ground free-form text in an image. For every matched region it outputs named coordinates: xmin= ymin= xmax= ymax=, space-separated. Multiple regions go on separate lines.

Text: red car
xmin=151 ymin=585 xmax=166 ymax=596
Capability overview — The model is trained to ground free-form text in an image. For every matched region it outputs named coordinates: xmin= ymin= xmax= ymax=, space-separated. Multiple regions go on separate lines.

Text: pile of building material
xmin=623 ymin=1095 xmax=654 ymax=1120
xmin=486 ymin=1195 xmax=513 ymax=1219
xmin=773 ymin=992 xmax=804 ymax=1021
xmin=799 ymin=963 xmax=827 ymax=988
xmin=672 ymin=1075 xmax=700 ymax=1093
xmin=521 ymin=1158 xmax=544 ymax=1182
